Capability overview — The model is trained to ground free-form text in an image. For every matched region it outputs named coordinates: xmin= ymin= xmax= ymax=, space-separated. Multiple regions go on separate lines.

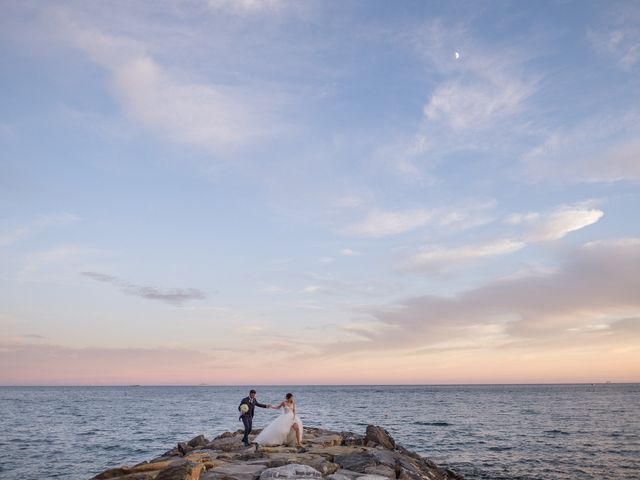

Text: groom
xmin=238 ymin=389 xmax=270 ymax=446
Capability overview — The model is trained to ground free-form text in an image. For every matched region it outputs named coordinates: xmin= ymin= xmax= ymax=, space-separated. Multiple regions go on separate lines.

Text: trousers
xmin=241 ymin=415 xmax=253 ymax=444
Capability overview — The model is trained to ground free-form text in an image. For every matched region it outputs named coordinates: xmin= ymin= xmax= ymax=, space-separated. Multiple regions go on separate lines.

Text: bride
xmin=254 ymin=393 xmax=303 ymax=447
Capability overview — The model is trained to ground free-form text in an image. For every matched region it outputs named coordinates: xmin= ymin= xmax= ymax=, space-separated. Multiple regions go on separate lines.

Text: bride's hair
xmin=286 ymin=393 xmax=293 ymax=400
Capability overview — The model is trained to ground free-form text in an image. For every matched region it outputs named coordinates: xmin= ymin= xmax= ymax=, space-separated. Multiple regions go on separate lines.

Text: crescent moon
xmin=455 ymin=52 xmax=460 ymax=60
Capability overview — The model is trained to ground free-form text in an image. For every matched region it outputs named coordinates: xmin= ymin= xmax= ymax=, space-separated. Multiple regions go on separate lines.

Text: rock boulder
xmin=364 ymin=426 xmax=395 ymax=450
xmin=92 ymin=425 xmax=463 ymax=480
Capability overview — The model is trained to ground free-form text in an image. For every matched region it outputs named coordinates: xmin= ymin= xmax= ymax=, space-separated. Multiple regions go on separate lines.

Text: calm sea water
xmin=0 ymin=385 xmax=638 ymax=480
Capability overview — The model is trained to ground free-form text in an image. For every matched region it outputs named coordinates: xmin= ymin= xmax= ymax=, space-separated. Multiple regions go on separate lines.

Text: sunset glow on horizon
xmin=1 ymin=1 xmax=639 ymax=386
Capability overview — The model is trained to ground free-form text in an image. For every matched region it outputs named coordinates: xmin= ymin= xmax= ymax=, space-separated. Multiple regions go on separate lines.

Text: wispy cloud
xmin=303 ymin=285 xmax=325 ymax=294
xmin=0 ymin=213 xmax=79 ymax=248
xmin=335 ymin=195 xmax=367 ymax=209
xmin=521 ymin=112 xmax=640 ymax=183
xmin=424 ymin=77 xmax=535 ymax=132
xmin=341 ymin=209 xmax=433 ymax=237
xmin=17 ymin=245 xmax=115 ymax=285
xmin=417 ymin=19 xmax=540 ymax=130
xmin=340 ymin=248 xmax=361 ymax=256
xmin=208 ymin=0 xmax=296 ymax=15
xmin=339 ymin=198 xmax=497 ymax=243
xmin=506 ymin=203 xmax=604 ymax=242
xmin=587 ymin=6 xmax=640 ymax=70
xmin=81 ymin=271 xmax=206 ymax=305
xmin=53 ymin=12 xmax=286 ymax=155
xmin=260 ymin=285 xmax=290 ymax=294
xmin=404 ymin=239 xmax=526 ymax=272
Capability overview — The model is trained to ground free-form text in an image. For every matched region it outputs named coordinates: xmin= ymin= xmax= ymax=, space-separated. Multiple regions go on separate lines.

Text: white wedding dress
xmin=254 ymin=405 xmax=303 ymax=446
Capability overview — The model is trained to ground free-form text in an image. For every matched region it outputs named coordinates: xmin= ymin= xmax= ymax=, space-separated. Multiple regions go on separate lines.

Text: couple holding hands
xmin=238 ymin=389 xmax=303 ymax=448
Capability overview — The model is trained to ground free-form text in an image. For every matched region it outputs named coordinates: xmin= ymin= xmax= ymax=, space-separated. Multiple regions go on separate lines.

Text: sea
xmin=0 ymin=384 xmax=638 ymax=480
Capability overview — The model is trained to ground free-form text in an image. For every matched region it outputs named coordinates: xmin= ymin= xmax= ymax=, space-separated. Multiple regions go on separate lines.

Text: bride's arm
xmin=270 ymin=401 xmax=285 ymax=409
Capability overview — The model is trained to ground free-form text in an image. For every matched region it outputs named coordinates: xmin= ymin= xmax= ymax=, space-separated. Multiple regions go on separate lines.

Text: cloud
xmin=208 ymin=0 xmax=289 ymax=14
xmin=435 ymin=199 xmax=497 ymax=232
xmin=340 ymin=248 xmax=361 ymax=256
xmin=587 ymin=6 xmax=640 ymax=70
xmin=303 ymin=285 xmax=325 ymax=294
xmin=338 ymin=200 xmax=500 ymax=269
xmin=260 ymin=285 xmax=289 ymax=294
xmin=341 ymin=209 xmax=433 ymax=237
xmin=328 ymin=238 xmax=640 ymax=356
xmin=404 ymin=239 xmax=526 ymax=272
xmin=506 ymin=204 xmax=604 ymax=241
xmin=334 ymin=195 xmax=367 ymax=209
xmin=418 ymin=19 xmax=540 ymax=126
xmin=402 ymin=202 xmax=603 ymax=273
xmin=0 ymin=213 xmax=79 ymax=248
xmin=55 ymin=13 xmax=285 ymax=154
xmin=423 ymin=77 xmax=535 ymax=132
xmin=521 ymin=113 xmax=640 ymax=183
xmin=236 ymin=323 xmax=265 ymax=334
xmin=81 ymin=271 xmax=206 ymax=305
xmin=18 ymin=245 xmax=114 ymax=283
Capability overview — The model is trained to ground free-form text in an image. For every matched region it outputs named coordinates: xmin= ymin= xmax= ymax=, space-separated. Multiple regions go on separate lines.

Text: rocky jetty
xmin=92 ymin=425 xmax=463 ymax=480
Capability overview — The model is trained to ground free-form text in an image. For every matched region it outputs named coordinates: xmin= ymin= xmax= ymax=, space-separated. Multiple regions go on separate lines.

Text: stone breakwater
xmin=92 ymin=425 xmax=464 ymax=480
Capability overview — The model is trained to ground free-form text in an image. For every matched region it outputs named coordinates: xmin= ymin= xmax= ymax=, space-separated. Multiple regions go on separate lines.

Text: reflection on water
xmin=0 ymin=384 xmax=638 ymax=480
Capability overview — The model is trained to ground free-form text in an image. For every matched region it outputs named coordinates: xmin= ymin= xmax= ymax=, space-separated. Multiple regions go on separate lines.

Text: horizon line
xmin=1 ymin=381 xmax=637 ymax=387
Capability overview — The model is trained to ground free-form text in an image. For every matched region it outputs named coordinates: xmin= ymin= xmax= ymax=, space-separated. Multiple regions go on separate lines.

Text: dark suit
xmin=238 ymin=396 xmax=267 ymax=445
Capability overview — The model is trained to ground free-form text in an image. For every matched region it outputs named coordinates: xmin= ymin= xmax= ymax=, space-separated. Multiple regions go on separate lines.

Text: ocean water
xmin=0 ymin=385 xmax=638 ymax=480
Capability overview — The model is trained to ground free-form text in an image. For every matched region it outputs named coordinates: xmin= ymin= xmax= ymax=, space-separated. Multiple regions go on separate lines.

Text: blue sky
xmin=1 ymin=0 xmax=639 ymax=384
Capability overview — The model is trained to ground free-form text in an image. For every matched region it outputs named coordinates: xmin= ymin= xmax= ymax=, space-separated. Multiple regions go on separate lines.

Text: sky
xmin=1 ymin=0 xmax=639 ymax=385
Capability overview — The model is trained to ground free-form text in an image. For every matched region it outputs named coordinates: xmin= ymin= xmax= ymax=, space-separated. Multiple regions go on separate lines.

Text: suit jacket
xmin=238 ymin=396 xmax=267 ymax=418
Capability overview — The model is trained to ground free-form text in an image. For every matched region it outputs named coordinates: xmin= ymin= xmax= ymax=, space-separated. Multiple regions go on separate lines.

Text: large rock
xmin=206 ymin=433 xmax=245 ymax=452
xmin=364 ymin=464 xmax=396 ymax=478
xmin=325 ymin=474 xmax=352 ymax=480
xmin=333 ymin=452 xmax=379 ymax=473
xmin=295 ymin=457 xmax=340 ymax=475
xmin=206 ymin=462 xmax=267 ymax=480
xmin=156 ymin=461 xmax=205 ymax=480
xmin=92 ymin=467 xmax=154 ymax=480
xmin=259 ymin=463 xmax=322 ymax=479
xmin=177 ymin=443 xmax=194 ymax=456
xmin=364 ymin=426 xmax=395 ymax=450
xmin=370 ymin=449 xmax=397 ymax=468
xmin=308 ymin=434 xmax=343 ymax=447
xmin=339 ymin=433 xmax=364 ymax=447
xmin=93 ymin=467 xmax=134 ymax=479
xmin=188 ymin=435 xmax=209 ymax=448
xmin=92 ymin=459 xmax=184 ymax=479
xmin=133 ymin=459 xmax=181 ymax=472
